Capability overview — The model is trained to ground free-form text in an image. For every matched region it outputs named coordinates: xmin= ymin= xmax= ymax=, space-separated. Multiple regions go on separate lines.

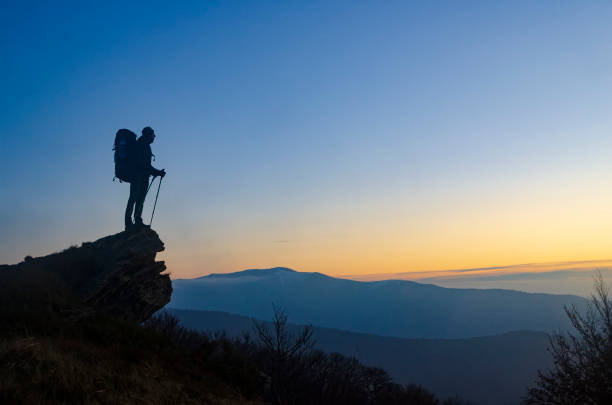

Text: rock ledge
xmin=1 ymin=228 xmax=171 ymax=322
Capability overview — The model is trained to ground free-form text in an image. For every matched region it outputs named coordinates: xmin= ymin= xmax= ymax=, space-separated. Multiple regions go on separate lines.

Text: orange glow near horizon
xmin=158 ymin=164 xmax=612 ymax=280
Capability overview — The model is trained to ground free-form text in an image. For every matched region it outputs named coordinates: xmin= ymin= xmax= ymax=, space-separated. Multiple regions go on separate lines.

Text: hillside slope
xmin=169 ymin=308 xmax=551 ymax=405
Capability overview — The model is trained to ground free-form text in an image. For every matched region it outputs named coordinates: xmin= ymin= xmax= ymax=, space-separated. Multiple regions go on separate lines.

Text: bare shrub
xmin=525 ymin=273 xmax=612 ymax=404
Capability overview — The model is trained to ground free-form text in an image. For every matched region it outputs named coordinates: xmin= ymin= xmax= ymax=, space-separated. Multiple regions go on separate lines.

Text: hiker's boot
xmin=134 ymin=218 xmax=150 ymax=229
xmin=125 ymin=219 xmax=134 ymax=231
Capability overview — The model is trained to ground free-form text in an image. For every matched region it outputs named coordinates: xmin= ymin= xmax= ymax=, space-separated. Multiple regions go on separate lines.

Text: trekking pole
xmin=146 ymin=175 xmax=157 ymax=195
xmin=149 ymin=176 xmax=163 ymax=227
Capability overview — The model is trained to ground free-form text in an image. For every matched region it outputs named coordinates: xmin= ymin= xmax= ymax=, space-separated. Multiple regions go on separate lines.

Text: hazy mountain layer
xmin=170 ymin=267 xmax=585 ymax=339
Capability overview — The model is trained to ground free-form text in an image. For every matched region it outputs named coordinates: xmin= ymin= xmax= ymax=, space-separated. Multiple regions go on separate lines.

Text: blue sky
xmin=2 ymin=1 xmax=612 ymax=281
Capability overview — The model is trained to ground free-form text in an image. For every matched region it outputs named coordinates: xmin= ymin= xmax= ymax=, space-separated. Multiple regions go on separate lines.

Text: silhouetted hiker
xmin=124 ymin=127 xmax=166 ymax=230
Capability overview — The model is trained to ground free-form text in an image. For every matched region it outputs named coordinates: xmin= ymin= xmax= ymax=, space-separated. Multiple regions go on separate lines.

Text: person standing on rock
xmin=125 ymin=126 xmax=166 ymax=230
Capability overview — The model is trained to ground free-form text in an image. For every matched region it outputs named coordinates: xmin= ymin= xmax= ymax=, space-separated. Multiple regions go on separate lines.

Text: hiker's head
xmin=142 ymin=126 xmax=155 ymax=143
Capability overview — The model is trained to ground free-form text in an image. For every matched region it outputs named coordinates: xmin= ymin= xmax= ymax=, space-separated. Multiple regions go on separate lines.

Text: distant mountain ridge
xmin=200 ymin=267 xmax=302 ymax=279
xmin=171 ymin=267 xmax=586 ymax=339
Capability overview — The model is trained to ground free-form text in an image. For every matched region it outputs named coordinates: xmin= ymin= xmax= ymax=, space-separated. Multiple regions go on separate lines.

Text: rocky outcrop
xmin=0 ymin=228 xmax=171 ymax=322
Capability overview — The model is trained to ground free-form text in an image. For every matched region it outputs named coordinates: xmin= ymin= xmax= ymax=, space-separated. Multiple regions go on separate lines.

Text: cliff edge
xmin=0 ymin=227 xmax=171 ymax=322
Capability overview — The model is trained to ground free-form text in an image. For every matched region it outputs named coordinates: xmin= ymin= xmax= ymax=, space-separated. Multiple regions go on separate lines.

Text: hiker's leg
xmin=125 ymin=181 xmax=137 ymax=228
xmin=134 ymin=177 xmax=148 ymax=225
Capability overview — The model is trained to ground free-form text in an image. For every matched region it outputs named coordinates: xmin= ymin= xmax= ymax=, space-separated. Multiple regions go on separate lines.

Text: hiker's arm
xmin=149 ymin=165 xmax=163 ymax=176
xmin=149 ymin=164 xmax=165 ymax=177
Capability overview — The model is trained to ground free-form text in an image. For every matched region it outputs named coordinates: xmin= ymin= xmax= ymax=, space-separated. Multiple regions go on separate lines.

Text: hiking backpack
xmin=113 ymin=129 xmax=137 ymax=182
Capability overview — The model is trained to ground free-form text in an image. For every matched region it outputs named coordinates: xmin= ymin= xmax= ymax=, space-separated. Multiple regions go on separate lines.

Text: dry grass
xmin=0 ymin=333 xmax=260 ymax=405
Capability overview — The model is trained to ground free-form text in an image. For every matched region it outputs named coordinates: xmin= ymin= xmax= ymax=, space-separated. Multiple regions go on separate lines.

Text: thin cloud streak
xmin=340 ymin=260 xmax=612 ymax=297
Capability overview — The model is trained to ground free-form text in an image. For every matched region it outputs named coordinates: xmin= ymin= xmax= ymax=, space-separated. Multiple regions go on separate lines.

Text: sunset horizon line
xmin=173 ymin=258 xmax=612 ymax=281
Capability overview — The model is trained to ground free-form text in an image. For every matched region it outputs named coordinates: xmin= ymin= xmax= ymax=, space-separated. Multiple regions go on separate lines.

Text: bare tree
xmin=525 ymin=272 xmax=612 ymax=404
xmin=252 ymin=304 xmax=314 ymax=360
xmin=251 ymin=305 xmax=315 ymax=404
xmin=250 ymin=305 xmax=451 ymax=404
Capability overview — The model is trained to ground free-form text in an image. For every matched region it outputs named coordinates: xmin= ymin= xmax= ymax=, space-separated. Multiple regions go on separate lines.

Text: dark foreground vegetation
xmin=0 ymin=304 xmax=469 ymax=404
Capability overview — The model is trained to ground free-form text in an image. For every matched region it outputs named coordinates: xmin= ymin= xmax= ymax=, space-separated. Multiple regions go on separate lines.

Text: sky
xmin=1 ymin=1 xmax=612 ymax=286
